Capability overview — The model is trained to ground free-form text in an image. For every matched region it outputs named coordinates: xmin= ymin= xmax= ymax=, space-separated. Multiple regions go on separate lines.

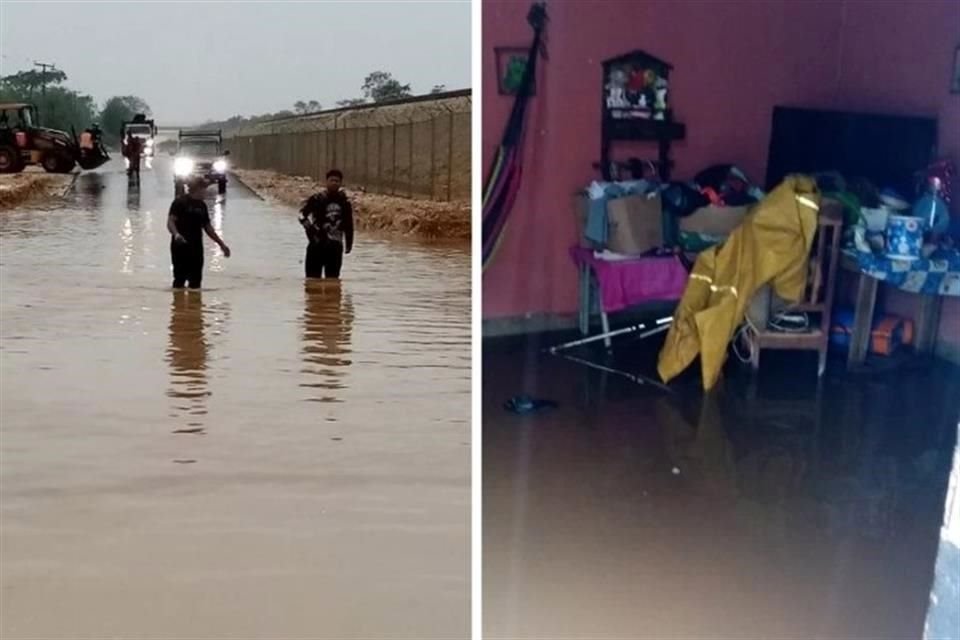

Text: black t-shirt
xmin=300 ymin=190 xmax=354 ymax=250
xmin=169 ymin=196 xmax=210 ymax=245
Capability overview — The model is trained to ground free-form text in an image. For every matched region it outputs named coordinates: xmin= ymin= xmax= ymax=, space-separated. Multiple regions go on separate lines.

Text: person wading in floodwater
xmin=167 ymin=175 xmax=231 ymax=289
xmin=299 ymin=169 xmax=354 ymax=279
xmin=124 ymin=134 xmax=143 ymax=185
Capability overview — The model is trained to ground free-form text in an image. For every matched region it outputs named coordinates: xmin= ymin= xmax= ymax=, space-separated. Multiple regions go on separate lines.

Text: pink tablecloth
xmin=570 ymin=247 xmax=688 ymax=313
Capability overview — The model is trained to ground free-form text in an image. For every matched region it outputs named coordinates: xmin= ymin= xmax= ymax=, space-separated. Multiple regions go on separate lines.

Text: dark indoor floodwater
xmin=0 ymin=159 xmax=470 ymax=639
xmin=484 ymin=335 xmax=959 ymax=640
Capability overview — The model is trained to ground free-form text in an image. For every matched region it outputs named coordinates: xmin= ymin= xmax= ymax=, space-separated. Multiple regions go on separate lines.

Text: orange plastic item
xmin=870 ymin=316 xmax=914 ymax=355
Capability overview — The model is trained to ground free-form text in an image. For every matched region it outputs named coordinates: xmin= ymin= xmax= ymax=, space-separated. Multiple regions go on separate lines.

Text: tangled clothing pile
xmin=658 ymin=176 xmax=821 ymax=390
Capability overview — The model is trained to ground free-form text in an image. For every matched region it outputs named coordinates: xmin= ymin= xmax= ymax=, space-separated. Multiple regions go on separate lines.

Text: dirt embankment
xmin=234 ymin=169 xmax=471 ymax=241
xmin=0 ymin=171 xmax=75 ymax=211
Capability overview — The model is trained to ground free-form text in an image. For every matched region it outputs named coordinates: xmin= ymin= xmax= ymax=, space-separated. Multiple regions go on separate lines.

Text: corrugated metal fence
xmin=226 ymin=109 xmax=471 ymax=202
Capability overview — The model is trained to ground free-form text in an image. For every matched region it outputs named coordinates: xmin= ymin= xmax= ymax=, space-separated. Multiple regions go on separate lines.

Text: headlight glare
xmin=174 ymin=157 xmax=194 ymax=176
xmin=213 ymin=159 xmax=227 ymax=173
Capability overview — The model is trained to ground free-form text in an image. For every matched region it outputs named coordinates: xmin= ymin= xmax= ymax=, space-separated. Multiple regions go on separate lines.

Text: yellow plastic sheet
xmin=658 ymin=176 xmax=821 ymax=390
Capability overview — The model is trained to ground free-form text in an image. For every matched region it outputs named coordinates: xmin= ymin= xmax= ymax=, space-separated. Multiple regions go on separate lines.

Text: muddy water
xmin=484 ymin=337 xmax=960 ymax=639
xmin=0 ymin=159 xmax=470 ymax=639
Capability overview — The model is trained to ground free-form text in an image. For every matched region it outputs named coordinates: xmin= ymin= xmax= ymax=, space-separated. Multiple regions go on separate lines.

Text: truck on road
xmin=173 ymin=129 xmax=229 ymax=196
xmin=121 ymin=114 xmax=157 ymax=160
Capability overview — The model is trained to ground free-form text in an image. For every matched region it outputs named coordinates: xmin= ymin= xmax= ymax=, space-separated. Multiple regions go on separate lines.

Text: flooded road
xmin=0 ymin=159 xmax=470 ymax=638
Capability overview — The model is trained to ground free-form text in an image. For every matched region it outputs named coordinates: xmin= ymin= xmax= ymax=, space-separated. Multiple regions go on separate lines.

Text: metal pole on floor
xmin=548 ymin=317 xmax=672 ymax=354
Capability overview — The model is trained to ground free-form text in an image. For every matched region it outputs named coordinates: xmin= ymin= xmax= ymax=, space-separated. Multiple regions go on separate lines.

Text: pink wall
xmin=827 ymin=0 xmax=960 ymax=347
xmin=482 ymin=0 xmax=960 ymax=345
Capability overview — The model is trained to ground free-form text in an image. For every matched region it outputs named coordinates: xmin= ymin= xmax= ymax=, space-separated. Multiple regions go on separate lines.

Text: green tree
xmin=0 ymin=68 xmax=68 ymax=96
xmin=294 ymin=100 xmax=322 ymax=115
xmin=361 ymin=71 xmax=412 ymax=103
xmin=99 ymin=96 xmax=151 ymax=145
xmin=38 ymin=87 xmax=98 ymax=133
xmin=431 ymin=84 xmax=446 ymax=94
xmin=0 ymin=68 xmax=96 ymax=134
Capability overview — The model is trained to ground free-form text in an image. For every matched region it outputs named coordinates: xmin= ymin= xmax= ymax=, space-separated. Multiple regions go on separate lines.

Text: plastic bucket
xmin=885 ymin=215 xmax=924 ymax=261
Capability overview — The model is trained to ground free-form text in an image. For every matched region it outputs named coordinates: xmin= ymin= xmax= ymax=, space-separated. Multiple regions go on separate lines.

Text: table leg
xmin=848 ymin=272 xmax=878 ymax=369
xmin=578 ymin=263 xmax=589 ymax=336
xmin=601 ymin=311 xmax=612 ymax=350
xmin=914 ymin=294 xmax=943 ymax=356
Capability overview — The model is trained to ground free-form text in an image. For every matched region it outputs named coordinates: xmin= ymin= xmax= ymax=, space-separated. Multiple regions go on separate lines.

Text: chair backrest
xmin=806 ymin=199 xmax=844 ymax=320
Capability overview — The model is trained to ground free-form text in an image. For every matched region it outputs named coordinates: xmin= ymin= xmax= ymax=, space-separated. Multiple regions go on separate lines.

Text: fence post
xmin=392 ymin=121 xmax=398 ymax=196
xmin=447 ymin=108 xmax=455 ymax=202
xmin=408 ymin=116 xmax=414 ymax=199
xmin=354 ymin=126 xmax=360 ymax=185
xmin=364 ymin=126 xmax=371 ymax=189
xmin=430 ymin=115 xmax=437 ymax=200
xmin=376 ymin=126 xmax=383 ymax=194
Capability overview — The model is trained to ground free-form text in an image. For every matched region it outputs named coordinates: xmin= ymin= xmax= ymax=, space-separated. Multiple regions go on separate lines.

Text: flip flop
xmin=504 ymin=394 xmax=558 ymax=414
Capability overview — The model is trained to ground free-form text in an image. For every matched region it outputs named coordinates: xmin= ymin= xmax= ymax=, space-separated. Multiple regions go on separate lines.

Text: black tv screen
xmin=765 ymin=106 xmax=938 ymax=195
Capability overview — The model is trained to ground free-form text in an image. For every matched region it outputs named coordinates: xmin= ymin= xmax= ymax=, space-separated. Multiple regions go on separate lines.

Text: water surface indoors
xmin=484 ymin=335 xmax=959 ymax=639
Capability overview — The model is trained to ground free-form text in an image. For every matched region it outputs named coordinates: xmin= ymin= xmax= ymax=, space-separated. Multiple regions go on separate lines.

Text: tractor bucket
xmin=77 ymin=145 xmax=110 ymax=171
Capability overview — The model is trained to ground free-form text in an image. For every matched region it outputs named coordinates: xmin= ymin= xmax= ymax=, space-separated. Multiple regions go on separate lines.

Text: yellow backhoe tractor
xmin=0 ymin=102 xmax=110 ymax=174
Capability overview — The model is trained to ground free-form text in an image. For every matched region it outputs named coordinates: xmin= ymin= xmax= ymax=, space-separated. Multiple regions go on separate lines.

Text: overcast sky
xmin=0 ymin=0 xmax=470 ymax=125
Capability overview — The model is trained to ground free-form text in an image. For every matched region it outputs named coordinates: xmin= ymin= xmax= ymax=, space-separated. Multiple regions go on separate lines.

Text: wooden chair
xmin=749 ymin=199 xmax=844 ymax=376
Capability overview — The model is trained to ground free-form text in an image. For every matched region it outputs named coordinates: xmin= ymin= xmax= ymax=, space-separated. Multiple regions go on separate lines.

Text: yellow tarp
xmin=658 ymin=176 xmax=821 ymax=390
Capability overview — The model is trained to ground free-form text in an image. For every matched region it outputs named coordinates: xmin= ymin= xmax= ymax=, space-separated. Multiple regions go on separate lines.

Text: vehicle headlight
xmin=174 ymin=157 xmax=194 ymax=176
xmin=213 ymin=159 xmax=228 ymax=173
xmin=145 ymin=139 xmax=154 ymax=147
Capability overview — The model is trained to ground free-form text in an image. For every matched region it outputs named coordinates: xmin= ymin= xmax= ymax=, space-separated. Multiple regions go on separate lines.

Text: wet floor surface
xmin=0 ymin=159 xmax=470 ymax=639
xmin=483 ymin=335 xmax=960 ymax=639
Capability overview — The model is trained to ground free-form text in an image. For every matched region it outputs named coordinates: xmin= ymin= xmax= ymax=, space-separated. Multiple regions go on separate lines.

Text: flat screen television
xmin=765 ymin=106 xmax=938 ymax=196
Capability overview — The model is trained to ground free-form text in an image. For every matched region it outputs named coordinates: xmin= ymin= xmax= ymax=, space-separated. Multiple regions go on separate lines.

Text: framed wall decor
xmin=495 ymin=46 xmax=535 ymax=96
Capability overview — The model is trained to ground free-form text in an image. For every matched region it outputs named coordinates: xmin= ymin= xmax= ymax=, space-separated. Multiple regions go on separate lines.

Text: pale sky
xmin=0 ymin=0 xmax=471 ymax=125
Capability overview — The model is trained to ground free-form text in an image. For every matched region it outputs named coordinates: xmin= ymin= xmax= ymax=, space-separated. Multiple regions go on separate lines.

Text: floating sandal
xmin=503 ymin=395 xmax=558 ymax=414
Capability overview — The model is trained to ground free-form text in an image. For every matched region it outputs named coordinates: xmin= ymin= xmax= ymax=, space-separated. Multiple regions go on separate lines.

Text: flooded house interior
xmin=481 ymin=1 xmax=960 ymax=638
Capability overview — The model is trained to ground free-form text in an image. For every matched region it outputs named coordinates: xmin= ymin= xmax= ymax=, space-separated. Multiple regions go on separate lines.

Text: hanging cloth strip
xmin=481 ymin=2 xmax=548 ymax=270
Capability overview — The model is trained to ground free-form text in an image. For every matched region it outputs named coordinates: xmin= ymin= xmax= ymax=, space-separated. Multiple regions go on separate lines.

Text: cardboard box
xmin=606 ymin=192 xmax=663 ymax=255
xmin=679 ymin=204 xmax=751 ymax=237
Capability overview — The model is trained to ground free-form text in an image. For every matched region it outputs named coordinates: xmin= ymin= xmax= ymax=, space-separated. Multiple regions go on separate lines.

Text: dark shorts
xmin=171 ymin=242 xmax=204 ymax=289
xmin=305 ymin=242 xmax=344 ymax=279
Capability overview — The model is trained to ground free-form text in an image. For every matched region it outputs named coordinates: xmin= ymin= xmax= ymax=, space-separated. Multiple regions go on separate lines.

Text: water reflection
xmin=300 ymin=280 xmax=354 ymax=404
xmin=166 ymin=291 xmax=210 ymax=428
xmin=77 ymin=172 xmax=104 ymax=209
xmin=126 ymin=187 xmax=140 ymax=211
xmin=208 ymin=198 xmax=226 ymax=270
xmin=656 ymin=390 xmax=739 ymax=500
xmin=119 ymin=217 xmax=134 ymax=274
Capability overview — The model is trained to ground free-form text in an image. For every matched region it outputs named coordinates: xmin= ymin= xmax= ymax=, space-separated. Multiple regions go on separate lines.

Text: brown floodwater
xmin=484 ymin=334 xmax=959 ymax=639
xmin=0 ymin=159 xmax=470 ymax=639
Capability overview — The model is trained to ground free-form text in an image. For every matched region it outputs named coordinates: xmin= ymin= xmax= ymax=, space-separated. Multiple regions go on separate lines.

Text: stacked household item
xmin=574 ymin=165 xmax=769 ymax=256
xmin=573 ymin=179 xmax=664 ymax=257
xmin=661 ymin=164 xmax=765 ymax=251
xmin=830 ymin=309 xmax=915 ymax=356
xmin=828 ymin=159 xmax=954 ymax=261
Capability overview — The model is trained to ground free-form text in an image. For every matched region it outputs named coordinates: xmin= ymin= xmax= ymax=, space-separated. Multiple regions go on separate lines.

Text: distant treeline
xmin=199 ymin=70 xmax=448 ymax=135
xmin=0 ymin=67 xmax=151 ymax=146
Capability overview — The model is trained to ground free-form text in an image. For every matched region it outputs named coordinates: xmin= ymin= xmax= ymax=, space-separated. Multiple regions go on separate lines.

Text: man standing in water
xmin=167 ymin=176 xmax=231 ymax=289
xmin=124 ymin=134 xmax=143 ymax=185
xmin=299 ymin=169 xmax=354 ymax=279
